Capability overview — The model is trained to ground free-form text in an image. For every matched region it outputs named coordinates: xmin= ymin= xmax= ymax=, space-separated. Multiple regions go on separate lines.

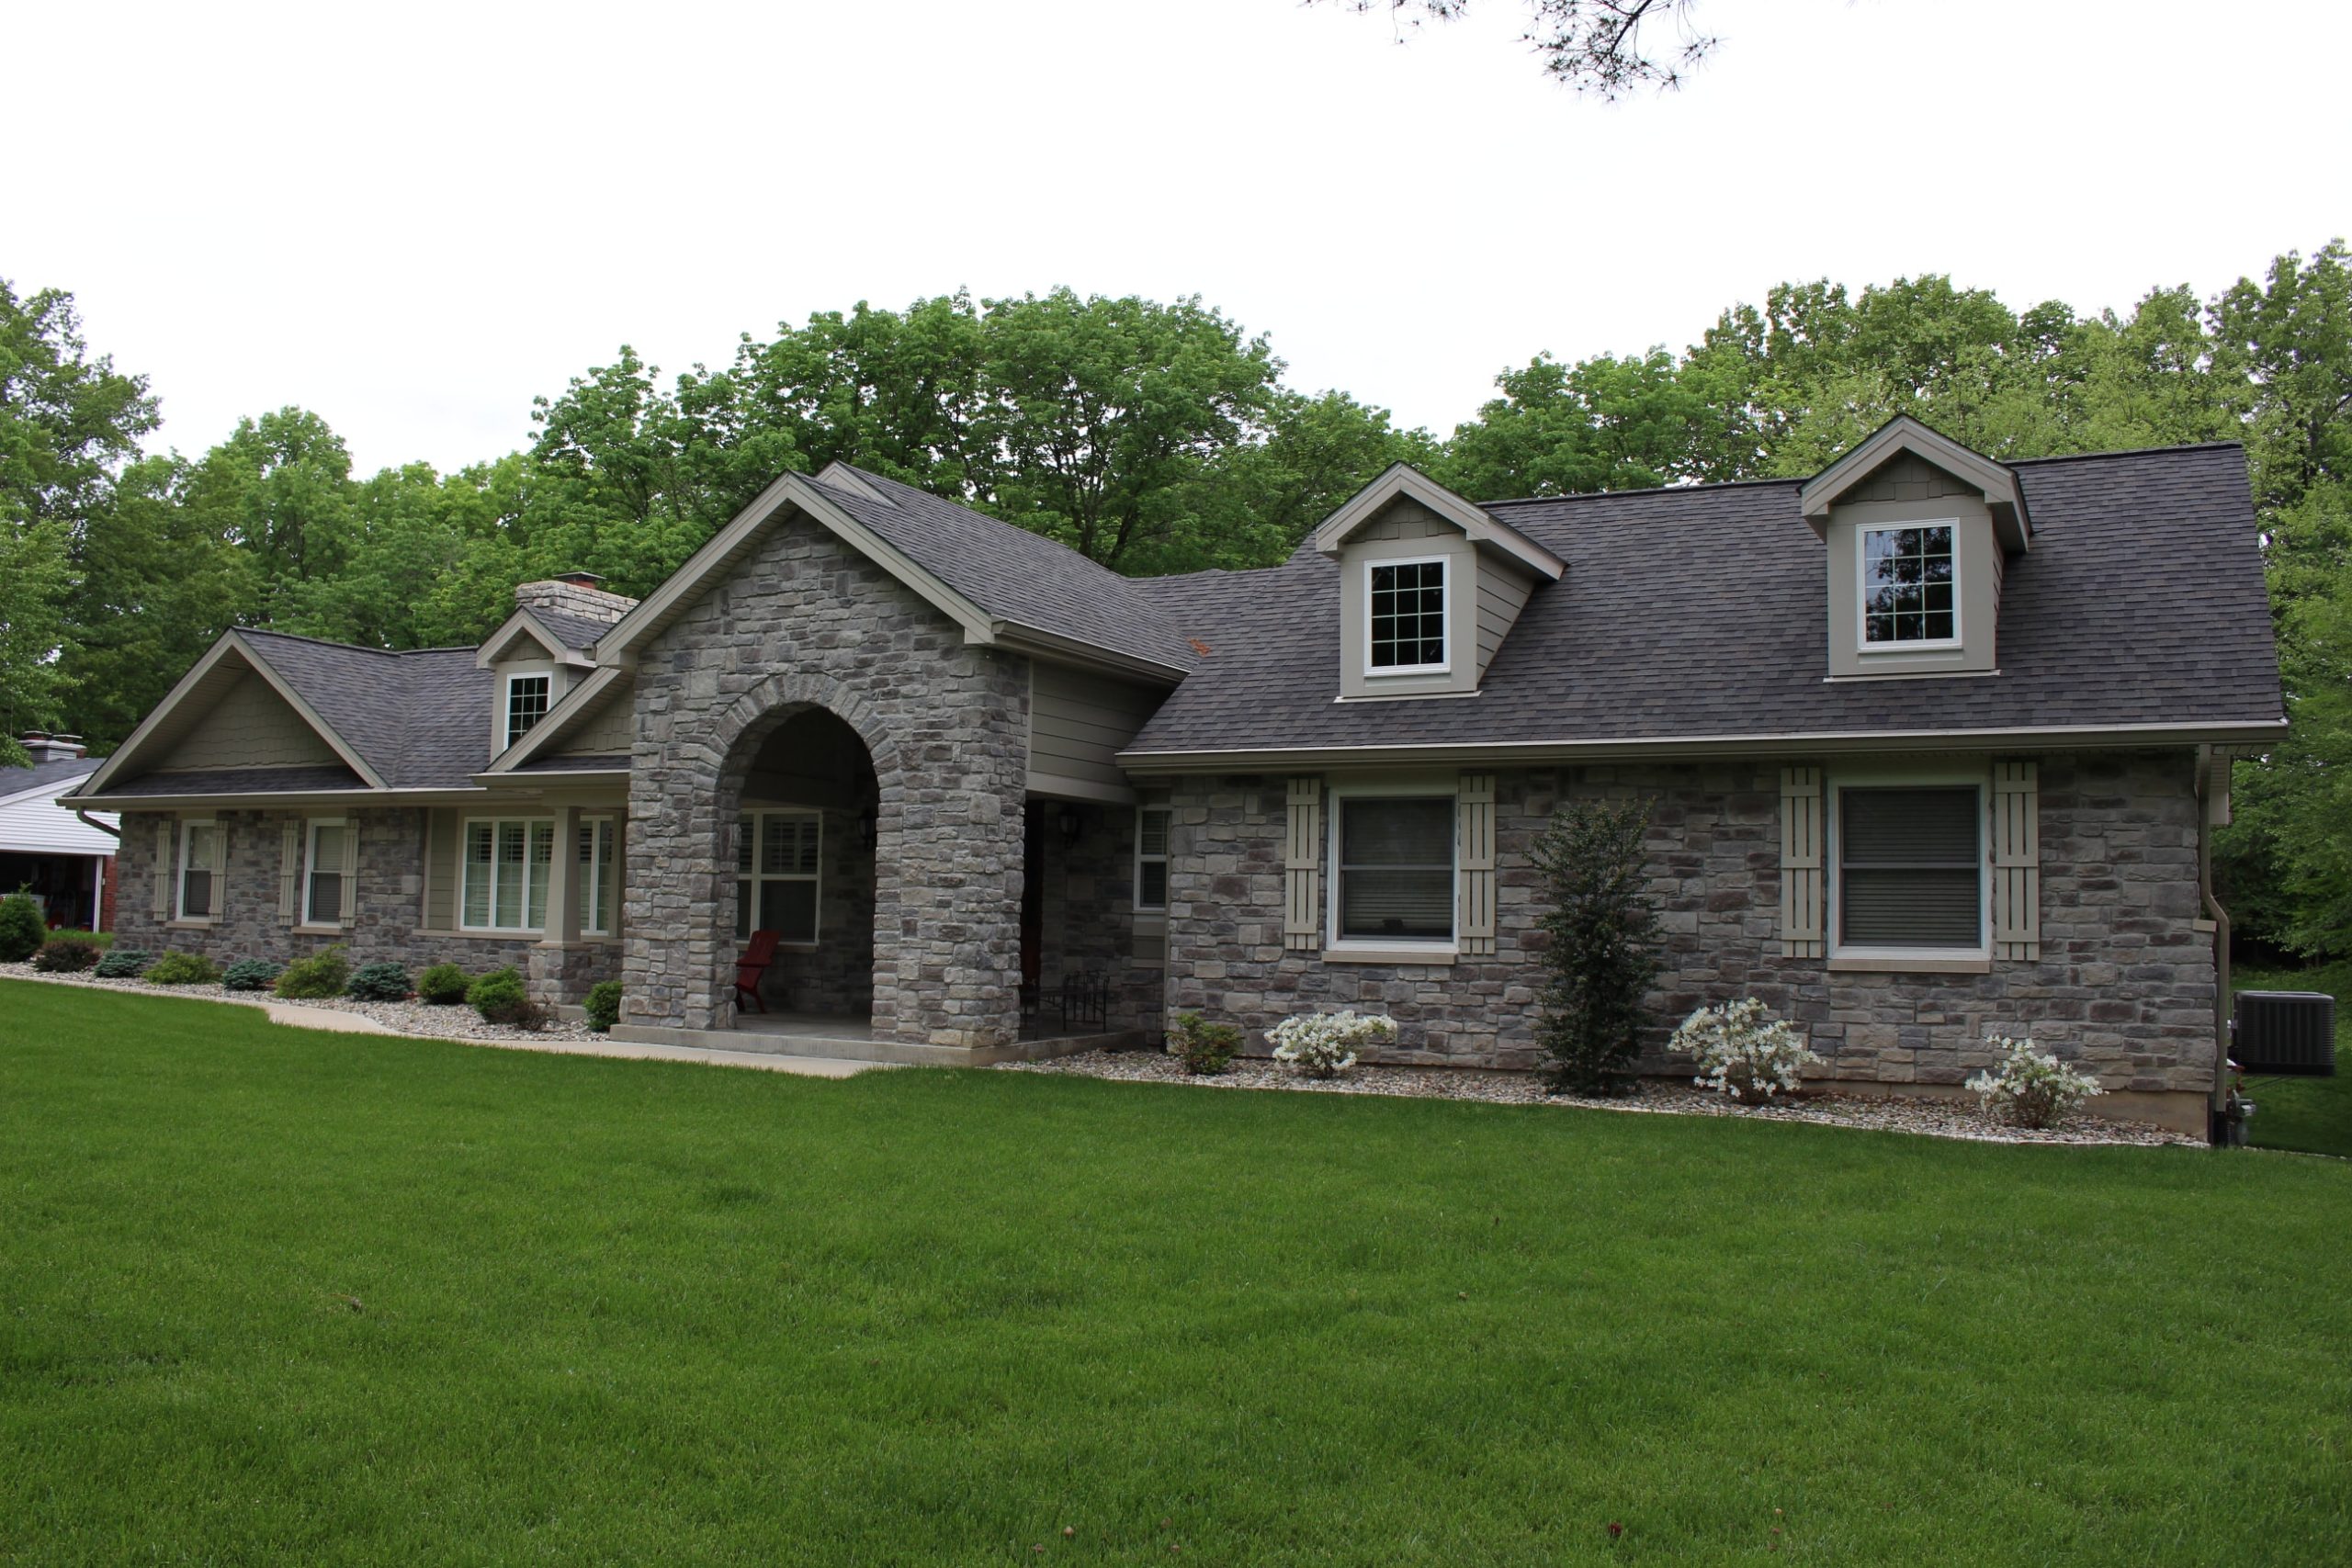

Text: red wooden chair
xmin=734 ymin=929 xmax=782 ymax=1014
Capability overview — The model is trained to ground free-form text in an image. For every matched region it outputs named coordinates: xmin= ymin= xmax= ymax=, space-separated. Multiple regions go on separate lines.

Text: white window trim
xmin=1133 ymin=806 xmax=1170 ymax=912
xmin=503 ymin=671 xmax=553 ymax=750
xmin=1826 ymin=768 xmax=1992 ymax=965
xmin=1363 ymin=555 xmax=1453 ymax=677
xmin=175 ymin=818 xmax=220 ymax=923
xmin=1855 ymin=520 xmax=1962 ymax=652
xmin=458 ymin=816 xmax=554 ymax=934
xmin=737 ymin=808 xmax=823 ymax=948
xmin=582 ymin=815 xmax=616 ymax=937
xmin=301 ymin=818 xmax=349 ymax=929
xmin=1324 ymin=783 xmax=1459 ymax=957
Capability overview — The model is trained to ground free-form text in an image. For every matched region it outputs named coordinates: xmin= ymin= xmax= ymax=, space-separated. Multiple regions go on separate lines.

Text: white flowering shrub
xmin=1965 ymin=1034 xmax=2105 ymax=1129
xmin=1268 ymin=1010 xmax=1395 ymax=1078
xmin=1672 ymin=998 xmax=1823 ymax=1103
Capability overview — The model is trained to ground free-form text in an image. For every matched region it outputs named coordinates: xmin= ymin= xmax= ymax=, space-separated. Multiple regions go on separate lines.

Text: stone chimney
xmin=19 ymin=732 xmax=86 ymax=762
xmin=514 ymin=570 xmax=639 ymax=626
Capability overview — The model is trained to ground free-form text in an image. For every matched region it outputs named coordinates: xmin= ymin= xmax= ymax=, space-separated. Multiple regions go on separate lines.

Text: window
xmin=1860 ymin=524 xmax=1957 ymax=646
xmin=735 ymin=810 xmax=820 ymax=943
xmin=1332 ymin=795 xmax=1454 ymax=943
xmin=1368 ymin=558 xmax=1447 ymax=671
xmin=304 ymin=820 xmax=350 ymax=926
xmin=504 ymin=673 xmax=551 ymax=749
xmin=460 ymin=818 xmax=556 ymax=931
xmin=1134 ymin=807 xmax=1170 ymax=911
xmin=1836 ymin=784 xmax=1984 ymax=950
xmin=177 ymin=819 xmax=220 ymax=920
xmin=580 ymin=818 xmax=619 ymax=936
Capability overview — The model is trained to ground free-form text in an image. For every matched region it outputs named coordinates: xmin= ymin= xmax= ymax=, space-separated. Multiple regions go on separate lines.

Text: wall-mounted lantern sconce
xmin=860 ymin=806 xmax=879 ymax=851
xmin=1057 ymin=805 xmax=1083 ymax=848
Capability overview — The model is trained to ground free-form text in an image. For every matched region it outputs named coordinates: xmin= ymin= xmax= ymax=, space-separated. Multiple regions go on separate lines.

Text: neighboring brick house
xmin=62 ymin=418 xmax=2283 ymax=1134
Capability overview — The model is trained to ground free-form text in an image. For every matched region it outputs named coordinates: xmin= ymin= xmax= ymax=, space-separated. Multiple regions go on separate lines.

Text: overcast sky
xmin=11 ymin=0 xmax=2348 ymax=475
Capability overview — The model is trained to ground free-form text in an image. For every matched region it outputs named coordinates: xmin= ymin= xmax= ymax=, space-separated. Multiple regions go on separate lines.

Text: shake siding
xmin=555 ymin=685 xmax=636 ymax=755
xmin=1028 ymin=664 xmax=1164 ymax=793
xmin=158 ymin=674 xmax=340 ymax=770
xmin=423 ymin=807 xmax=458 ymax=930
xmin=1842 ymin=452 xmax=1980 ymax=503
xmin=1475 ymin=565 xmax=1533 ymax=675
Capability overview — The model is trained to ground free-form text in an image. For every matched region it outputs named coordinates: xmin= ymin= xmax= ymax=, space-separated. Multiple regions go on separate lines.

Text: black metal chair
xmin=1057 ymin=969 xmax=1109 ymax=1033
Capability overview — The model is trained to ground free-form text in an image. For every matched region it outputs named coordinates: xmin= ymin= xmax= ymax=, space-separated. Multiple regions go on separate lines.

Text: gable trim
xmin=1799 ymin=416 xmax=2030 ymax=551
xmin=476 ymin=608 xmax=595 ymax=670
xmin=73 ymin=633 xmax=390 ymax=798
xmin=1310 ymin=464 xmax=1566 ymax=581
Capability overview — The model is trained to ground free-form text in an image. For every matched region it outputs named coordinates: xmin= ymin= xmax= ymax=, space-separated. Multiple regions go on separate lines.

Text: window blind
xmin=1338 ymin=797 xmax=1453 ymax=941
xmin=1838 ymin=785 xmax=1981 ymax=947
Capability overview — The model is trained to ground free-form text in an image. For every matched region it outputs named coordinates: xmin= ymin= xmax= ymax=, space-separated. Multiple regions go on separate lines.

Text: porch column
xmin=542 ymin=803 xmax=582 ymax=947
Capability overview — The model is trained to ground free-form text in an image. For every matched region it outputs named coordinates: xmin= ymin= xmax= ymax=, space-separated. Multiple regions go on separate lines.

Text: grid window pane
xmin=493 ymin=822 xmax=526 ymax=928
xmin=1136 ymin=806 xmax=1170 ymax=910
xmin=1338 ymin=796 xmax=1453 ymax=941
xmin=1838 ymin=785 xmax=1981 ymax=947
xmin=309 ymin=824 xmax=346 ymax=922
xmin=506 ymin=676 xmax=550 ymax=747
xmin=182 ymin=825 xmax=218 ymax=917
xmin=1139 ymin=859 xmax=1168 ymax=909
xmin=526 ymin=822 xmax=554 ymax=930
xmin=463 ymin=822 xmax=494 ymax=927
xmin=759 ymin=879 xmax=817 ymax=942
xmin=1370 ymin=560 xmax=1447 ymax=669
xmin=739 ymin=810 xmax=820 ymax=944
xmin=1861 ymin=525 xmax=1956 ymax=643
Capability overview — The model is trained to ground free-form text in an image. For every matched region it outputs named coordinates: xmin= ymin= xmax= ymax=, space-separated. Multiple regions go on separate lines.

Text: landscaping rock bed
xmin=997 ymin=1049 xmax=2202 ymax=1147
xmin=0 ymin=964 xmax=597 ymax=1044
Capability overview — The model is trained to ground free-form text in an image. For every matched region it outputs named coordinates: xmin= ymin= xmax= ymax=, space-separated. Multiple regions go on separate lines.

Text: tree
xmin=1532 ymin=795 xmax=1665 ymax=1095
xmin=1317 ymin=1 xmax=1717 ymax=96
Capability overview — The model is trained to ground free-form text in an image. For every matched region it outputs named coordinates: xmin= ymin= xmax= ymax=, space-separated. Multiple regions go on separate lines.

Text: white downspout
xmin=2196 ymin=746 xmax=2233 ymax=1134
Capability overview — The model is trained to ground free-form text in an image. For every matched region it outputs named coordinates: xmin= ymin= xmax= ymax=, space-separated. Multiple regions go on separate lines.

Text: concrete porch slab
xmin=608 ymin=1012 xmax=1144 ymax=1067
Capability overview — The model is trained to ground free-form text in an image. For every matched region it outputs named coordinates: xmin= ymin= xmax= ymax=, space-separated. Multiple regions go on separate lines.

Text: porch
xmin=608 ymin=1009 xmax=1144 ymax=1068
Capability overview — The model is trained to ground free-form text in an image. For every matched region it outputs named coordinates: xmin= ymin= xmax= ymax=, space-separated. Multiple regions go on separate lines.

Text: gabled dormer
xmin=1800 ymin=418 xmax=2030 ymax=680
xmin=476 ymin=572 xmax=637 ymax=755
xmin=1311 ymin=465 xmax=1566 ymax=700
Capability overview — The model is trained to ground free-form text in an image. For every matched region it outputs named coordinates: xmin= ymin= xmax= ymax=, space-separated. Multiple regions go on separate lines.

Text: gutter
xmin=75 ymin=807 xmax=121 ymax=840
xmin=2197 ymin=745 xmax=2233 ymax=1134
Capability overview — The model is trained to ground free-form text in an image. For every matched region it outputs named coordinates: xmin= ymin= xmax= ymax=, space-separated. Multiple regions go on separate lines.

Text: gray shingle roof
xmin=530 ymin=608 xmax=615 ymax=651
xmin=96 ymin=764 xmax=371 ymax=796
xmin=1124 ymin=444 xmax=2282 ymax=758
xmin=0 ymin=754 xmax=100 ymax=805
xmin=238 ymin=631 xmax=493 ymax=789
xmin=812 ymin=467 xmax=1196 ymax=671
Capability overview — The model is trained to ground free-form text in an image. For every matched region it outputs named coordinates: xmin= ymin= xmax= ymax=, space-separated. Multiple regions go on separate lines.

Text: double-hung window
xmin=1367 ymin=558 xmax=1448 ymax=671
xmin=461 ymin=818 xmax=555 ymax=932
xmin=736 ymin=810 xmax=820 ymax=943
xmin=1859 ymin=524 xmax=1957 ymax=646
xmin=304 ymin=819 xmax=351 ymax=925
xmin=504 ymin=673 xmax=551 ymax=749
xmin=1834 ymin=784 xmax=1984 ymax=952
xmin=580 ymin=818 xmax=619 ymax=937
xmin=1330 ymin=794 xmax=1455 ymax=945
xmin=1134 ymin=807 xmax=1170 ymax=911
xmin=177 ymin=819 xmax=222 ymax=920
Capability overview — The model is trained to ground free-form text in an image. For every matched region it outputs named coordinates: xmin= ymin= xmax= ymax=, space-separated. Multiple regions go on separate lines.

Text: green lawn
xmin=2232 ymin=961 xmax=2352 ymax=1158
xmin=3 ymin=982 xmax=2348 ymax=1565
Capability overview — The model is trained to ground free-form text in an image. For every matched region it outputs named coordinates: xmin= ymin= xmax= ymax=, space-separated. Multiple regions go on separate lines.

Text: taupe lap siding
xmin=424 ymin=807 xmax=459 ymax=930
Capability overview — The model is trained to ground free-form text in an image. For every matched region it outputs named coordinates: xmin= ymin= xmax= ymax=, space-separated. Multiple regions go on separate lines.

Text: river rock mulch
xmin=0 ymin=963 xmax=597 ymax=1043
xmin=996 ymin=1049 xmax=2201 ymax=1147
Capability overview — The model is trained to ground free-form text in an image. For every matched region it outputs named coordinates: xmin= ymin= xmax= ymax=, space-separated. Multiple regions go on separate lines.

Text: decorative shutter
xmin=1991 ymin=761 xmax=2041 ymax=960
xmin=151 ymin=819 xmax=173 ymax=918
xmin=204 ymin=822 xmax=226 ymax=920
xmin=338 ymin=819 xmax=360 ymax=928
xmin=279 ymin=822 xmax=300 ymax=922
xmin=1283 ymin=777 xmax=1322 ymax=952
xmin=1457 ymin=773 xmax=1497 ymax=956
xmin=1779 ymin=766 xmax=1824 ymax=958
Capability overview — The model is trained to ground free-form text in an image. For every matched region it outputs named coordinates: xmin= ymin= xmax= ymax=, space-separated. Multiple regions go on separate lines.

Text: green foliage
xmin=584 ymin=979 xmax=623 ymax=1032
xmin=221 ymin=958 xmax=283 ymax=992
xmin=31 ymin=938 xmax=101 ymax=973
xmin=466 ymin=967 xmax=537 ymax=1027
xmin=416 ymin=963 xmax=472 ymax=1005
xmin=1532 ymin=797 xmax=1665 ymax=1096
xmin=344 ymin=962 xmax=413 ymax=1002
xmin=1169 ymin=1010 xmax=1240 ymax=1075
xmin=274 ymin=945 xmax=351 ymax=1000
xmin=0 ymin=890 xmax=44 ymax=962
xmin=144 ymin=951 xmax=221 ymax=986
xmin=91 ymin=947 xmax=150 ymax=978
xmin=41 ymin=928 xmax=110 ymax=948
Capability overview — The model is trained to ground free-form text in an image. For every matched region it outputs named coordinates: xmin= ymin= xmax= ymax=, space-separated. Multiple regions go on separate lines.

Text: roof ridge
xmin=239 ymin=626 xmax=404 ymax=657
xmin=2006 ymin=440 xmax=2245 ymax=467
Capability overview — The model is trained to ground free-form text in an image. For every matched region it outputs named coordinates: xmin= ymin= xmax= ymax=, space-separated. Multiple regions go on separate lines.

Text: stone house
xmin=63 ymin=418 xmax=2282 ymax=1134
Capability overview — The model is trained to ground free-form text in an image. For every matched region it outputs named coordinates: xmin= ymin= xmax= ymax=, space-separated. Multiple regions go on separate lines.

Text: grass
xmin=2232 ymin=960 xmax=2352 ymax=1158
xmin=3 ymin=981 xmax=2349 ymax=1565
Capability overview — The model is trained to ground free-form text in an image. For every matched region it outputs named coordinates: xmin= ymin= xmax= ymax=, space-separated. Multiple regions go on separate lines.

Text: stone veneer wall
xmin=107 ymin=806 xmax=587 ymax=981
xmin=1159 ymin=751 xmax=2217 ymax=1104
xmin=621 ymin=508 xmax=1032 ymax=1044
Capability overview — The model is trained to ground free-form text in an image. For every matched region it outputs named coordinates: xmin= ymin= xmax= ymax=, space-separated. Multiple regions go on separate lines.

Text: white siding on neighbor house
xmin=0 ymin=784 xmax=118 ymax=855
xmin=155 ymin=673 xmax=341 ymax=771
xmin=1026 ymin=664 xmax=1164 ymax=799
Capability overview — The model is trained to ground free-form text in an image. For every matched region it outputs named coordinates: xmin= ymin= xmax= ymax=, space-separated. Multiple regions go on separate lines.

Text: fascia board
xmin=74 ymin=635 xmax=249 ymax=797
xmin=1800 ymin=417 xmax=2024 ymax=524
xmin=476 ymin=609 xmax=590 ymax=670
xmin=988 ymin=621 xmax=1189 ymax=684
xmin=487 ymin=664 xmax=625 ymax=774
xmin=1312 ymin=464 xmax=1566 ymax=581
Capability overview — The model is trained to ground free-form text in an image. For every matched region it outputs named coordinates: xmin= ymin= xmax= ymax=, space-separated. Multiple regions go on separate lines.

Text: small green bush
xmin=345 ymin=962 xmax=413 ymax=1002
xmin=0 ymin=890 xmax=44 ymax=962
xmin=92 ymin=948 xmax=152 ymax=978
xmin=146 ymin=951 xmax=221 ymax=986
xmin=221 ymin=958 xmax=284 ymax=992
xmin=32 ymin=938 xmax=103 ymax=973
xmin=466 ymin=967 xmax=540 ymax=1028
xmin=275 ymin=945 xmax=351 ymax=1000
xmin=416 ymin=963 xmax=472 ymax=1005
xmin=42 ymin=928 xmax=112 ymax=950
xmin=584 ymin=979 xmax=623 ymax=1032
xmin=1169 ymin=1010 xmax=1241 ymax=1076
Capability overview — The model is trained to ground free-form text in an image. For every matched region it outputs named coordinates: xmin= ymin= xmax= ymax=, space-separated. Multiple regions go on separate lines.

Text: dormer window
xmin=1368 ymin=558 xmax=1449 ymax=671
xmin=1860 ymin=524 xmax=1957 ymax=646
xmin=505 ymin=674 xmax=550 ymax=748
